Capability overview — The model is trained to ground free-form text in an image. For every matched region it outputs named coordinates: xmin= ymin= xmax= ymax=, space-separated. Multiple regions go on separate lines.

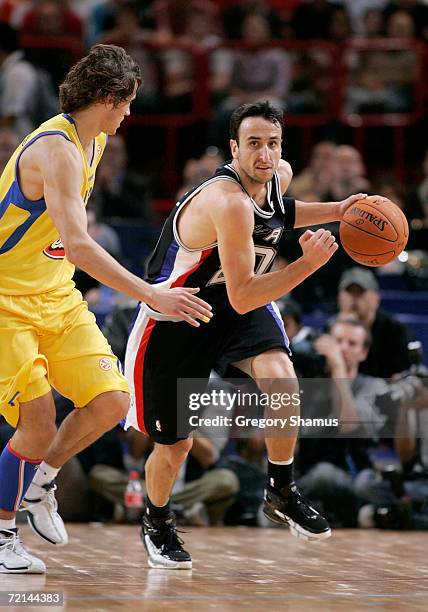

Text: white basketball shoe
xmin=0 ymin=528 xmax=46 ymax=573
xmin=22 ymin=481 xmax=68 ymax=546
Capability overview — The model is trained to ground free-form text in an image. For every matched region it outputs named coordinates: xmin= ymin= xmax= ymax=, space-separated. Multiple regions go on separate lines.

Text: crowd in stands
xmin=1 ymin=0 xmax=428 ymax=531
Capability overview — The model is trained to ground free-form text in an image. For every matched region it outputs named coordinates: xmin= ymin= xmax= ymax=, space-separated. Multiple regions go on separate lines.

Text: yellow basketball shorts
xmin=0 ymin=286 xmax=129 ymax=427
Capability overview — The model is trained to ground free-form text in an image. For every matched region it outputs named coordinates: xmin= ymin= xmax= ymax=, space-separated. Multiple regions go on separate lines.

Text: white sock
xmin=0 ymin=518 xmax=16 ymax=530
xmin=25 ymin=462 xmax=60 ymax=500
xmin=269 ymin=458 xmax=294 ymax=465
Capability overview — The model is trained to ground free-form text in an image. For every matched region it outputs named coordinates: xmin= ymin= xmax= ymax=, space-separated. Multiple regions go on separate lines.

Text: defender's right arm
xmin=35 ymin=136 xmax=212 ymax=326
xmin=209 ymin=186 xmax=338 ymax=314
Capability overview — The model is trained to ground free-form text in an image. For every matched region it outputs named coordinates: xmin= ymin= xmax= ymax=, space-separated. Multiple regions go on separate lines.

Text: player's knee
xmin=253 ymin=350 xmax=297 ymax=382
xmin=91 ymin=391 xmax=130 ymax=430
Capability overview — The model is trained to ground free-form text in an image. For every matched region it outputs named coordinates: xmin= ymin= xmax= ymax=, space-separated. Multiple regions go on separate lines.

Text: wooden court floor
xmin=2 ymin=524 xmax=428 ymax=611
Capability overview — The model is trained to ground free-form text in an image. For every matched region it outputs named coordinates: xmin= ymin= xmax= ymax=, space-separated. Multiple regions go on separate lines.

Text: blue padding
xmin=0 ymin=445 xmax=40 ymax=512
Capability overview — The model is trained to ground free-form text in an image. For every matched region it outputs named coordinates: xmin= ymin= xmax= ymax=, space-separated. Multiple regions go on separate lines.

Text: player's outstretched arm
xmin=38 ymin=137 xmax=212 ymax=326
xmin=210 ymin=191 xmax=337 ymax=314
xmin=294 ymin=193 xmax=367 ymax=228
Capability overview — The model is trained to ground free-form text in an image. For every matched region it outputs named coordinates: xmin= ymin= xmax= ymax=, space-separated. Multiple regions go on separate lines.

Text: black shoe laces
xmin=290 ymin=489 xmax=318 ymax=519
xmin=159 ymin=523 xmax=187 ymax=552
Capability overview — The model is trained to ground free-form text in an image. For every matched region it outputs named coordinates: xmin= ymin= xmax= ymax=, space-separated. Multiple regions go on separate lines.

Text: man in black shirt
xmin=337 ymin=267 xmax=411 ymax=378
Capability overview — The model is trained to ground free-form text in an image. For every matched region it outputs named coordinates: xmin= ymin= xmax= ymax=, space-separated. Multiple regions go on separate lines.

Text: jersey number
xmin=207 ymin=245 xmax=277 ymax=286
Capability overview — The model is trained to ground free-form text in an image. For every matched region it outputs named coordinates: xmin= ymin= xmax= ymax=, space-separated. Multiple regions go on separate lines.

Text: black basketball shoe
xmin=263 ymin=482 xmax=331 ymax=541
xmin=141 ymin=511 xmax=192 ymax=569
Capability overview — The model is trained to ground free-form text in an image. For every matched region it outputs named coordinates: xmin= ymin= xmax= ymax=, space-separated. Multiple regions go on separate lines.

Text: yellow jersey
xmin=0 ymin=114 xmax=107 ymax=295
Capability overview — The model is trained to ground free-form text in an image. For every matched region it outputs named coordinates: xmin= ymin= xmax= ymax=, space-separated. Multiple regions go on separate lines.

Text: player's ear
xmin=103 ymin=94 xmax=115 ymax=110
xmin=230 ymin=139 xmax=238 ymax=159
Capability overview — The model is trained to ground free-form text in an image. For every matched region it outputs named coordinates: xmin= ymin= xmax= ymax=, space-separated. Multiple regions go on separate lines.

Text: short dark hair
xmin=0 ymin=23 xmax=18 ymax=53
xmin=229 ymin=101 xmax=284 ymax=143
xmin=330 ymin=317 xmax=372 ymax=348
xmin=59 ymin=44 xmax=141 ymax=113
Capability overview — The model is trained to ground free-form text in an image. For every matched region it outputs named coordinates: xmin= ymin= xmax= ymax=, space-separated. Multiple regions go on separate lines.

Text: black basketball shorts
xmin=124 ymin=301 xmax=291 ymax=444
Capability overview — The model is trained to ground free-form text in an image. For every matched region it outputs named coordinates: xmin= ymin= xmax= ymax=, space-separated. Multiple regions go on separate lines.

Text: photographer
xmin=295 ymin=318 xmax=392 ymax=526
xmin=337 ymin=267 xmax=411 ymax=378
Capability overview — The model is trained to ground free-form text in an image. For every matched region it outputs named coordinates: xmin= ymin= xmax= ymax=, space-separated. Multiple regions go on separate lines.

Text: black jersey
xmin=146 ymin=163 xmax=295 ymax=308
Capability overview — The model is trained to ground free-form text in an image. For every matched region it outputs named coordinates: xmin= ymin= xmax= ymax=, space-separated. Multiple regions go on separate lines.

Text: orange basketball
xmin=339 ymin=195 xmax=409 ymax=267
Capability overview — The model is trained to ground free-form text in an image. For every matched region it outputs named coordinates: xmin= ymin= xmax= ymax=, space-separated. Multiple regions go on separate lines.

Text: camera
xmin=290 ymin=331 xmax=327 ymax=378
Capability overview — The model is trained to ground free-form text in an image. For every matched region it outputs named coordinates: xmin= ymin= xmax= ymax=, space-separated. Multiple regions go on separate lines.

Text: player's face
xmin=104 ymin=83 xmax=138 ymax=135
xmin=230 ymin=117 xmax=282 ymax=184
xmin=331 ymin=323 xmax=368 ymax=369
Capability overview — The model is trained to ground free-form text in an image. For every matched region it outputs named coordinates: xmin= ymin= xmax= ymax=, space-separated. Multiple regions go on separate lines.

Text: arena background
xmin=1 ymin=1 xmax=428 ymax=610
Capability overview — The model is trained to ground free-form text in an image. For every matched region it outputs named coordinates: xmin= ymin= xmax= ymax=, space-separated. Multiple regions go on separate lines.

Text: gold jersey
xmin=0 ymin=114 xmax=107 ymax=295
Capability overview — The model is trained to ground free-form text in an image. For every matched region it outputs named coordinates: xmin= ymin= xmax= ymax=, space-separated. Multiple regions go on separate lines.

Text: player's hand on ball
xmin=338 ymin=193 xmax=367 ymax=219
xmin=149 ymin=286 xmax=213 ymax=327
xmin=299 ymin=228 xmax=338 ymax=271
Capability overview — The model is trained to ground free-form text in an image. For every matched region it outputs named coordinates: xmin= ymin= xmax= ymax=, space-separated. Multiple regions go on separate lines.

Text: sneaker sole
xmin=263 ymin=508 xmax=332 ymax=542
xmin=147 ymin=557 xmax=192 ymax=570
xmin=0 ymin=563 xmax=46 ymax=574
xmin=142 ymin=534 xmax=192 ymax=570
xmin=26 ymin=513 xmax=68 ymax=547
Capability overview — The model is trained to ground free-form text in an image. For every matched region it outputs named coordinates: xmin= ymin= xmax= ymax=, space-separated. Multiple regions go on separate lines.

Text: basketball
xmin=339 ymin=195 xmax=409 ymax=267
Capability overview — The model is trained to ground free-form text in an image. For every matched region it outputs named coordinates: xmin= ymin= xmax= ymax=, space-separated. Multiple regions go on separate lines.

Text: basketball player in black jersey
xmin=125 ymin=101 xmax=366 ymax=569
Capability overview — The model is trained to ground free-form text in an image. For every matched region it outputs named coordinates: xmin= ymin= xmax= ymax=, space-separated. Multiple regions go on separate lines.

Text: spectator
xmin=325 ymin=145 xmax=370 ymax=201
xmin=91 ymin=134 xmax=153 ymax=220
xmin=328 ymin=5 xmax=352 ymax=42
xmin=287 ymin=50 xmax=333 ymax=114
xmin=289 ymin=141 xmax=336 ymax=201
xmin=176 ymin=3 xmax=223 ymax=48
xmin=0 ymin=126 xmax=20 ymax=174
xmin=157 ymin=3 xmax=223 ymax=114
xmin=337 ymin=267 xmax=412 ymax=377
xmin=19 ymin=0 xmax=84 ymax=88
xmin=20 ymin=0 xmax=83 ymax=38
xmin=73 ymin=207 xmax=122 ymax=303
xmin=292 ymin=0 xmax=343 ymax=40
xmin=87 ymin=0 xmax=132 ymax=45
xmin=404 ymin=147 xmax=428 ymax=249
xmin=219 ymin=12 xmax=290 ymax=105
xmin=346 ymin=59 xmax=409 ymax=114
xmin=360 ymin=8 xmax=385 ymax=38
xmin=210 ymin=12 xmax=291 ymax=147
xmin=87 ymin=207 xmax=122 ymax=259
xmin=176 ymin=147 xmax=224 ymax=200
xmin=0 ymin=22 xmax=57 ymax=137
xmin=222 ymin=0 xmax=283 ymax=40
xmin=277 ymin=297 xmax=314 ymax=344
xmin=103 ymin=295 xmax=138 ymax=363
xmin=383 ymin=0 xmax=428 ymax=41
xmin=296 ymin=317 xmax=410 ymax=527
xmin=385 ymin=8 xmax=416 ymax=37
xmin=97 ymin=1 xmax=158 ymax=111
xmin=336 ymin=0 xmax=388 ymax=34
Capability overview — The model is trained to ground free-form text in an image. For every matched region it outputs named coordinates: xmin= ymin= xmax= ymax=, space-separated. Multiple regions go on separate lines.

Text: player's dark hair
xmin=229 ymin=101 xmax=283 ymax=143
xmin=59 ymin=44 xmax=141 ymax=113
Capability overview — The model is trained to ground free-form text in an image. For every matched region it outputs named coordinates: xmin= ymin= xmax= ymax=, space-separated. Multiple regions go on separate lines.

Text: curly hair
xmin=59 ymin=44 xmax=141 ymax=113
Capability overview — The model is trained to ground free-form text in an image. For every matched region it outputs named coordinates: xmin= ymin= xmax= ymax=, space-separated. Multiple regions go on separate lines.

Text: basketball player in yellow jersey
xmin=0 ymin=44 xmax=212 ymax=574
